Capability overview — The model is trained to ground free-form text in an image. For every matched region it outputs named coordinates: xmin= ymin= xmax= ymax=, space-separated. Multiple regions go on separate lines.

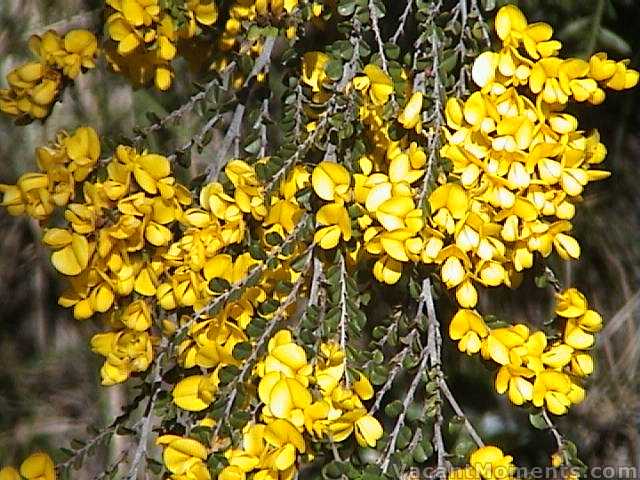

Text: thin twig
xmin=439 ymin=379 xmax=484 ymax=447
xmin=542 ymin=409 xmax=564 ymax=447
xmin=205 ymin=103 xmax=246 ymax=182
xmin=166 ymin=113 xmax=220 ymax=163
xmin=391 ymin=1 xmax=414 ymax=44
xmin=368 ymin=0 xmax=388 ymax=73
xmin=338 ymin=254 xmax=349 ymax=352
xmin=379 ymin=345 xmax=430 ymax=474
xmin=125 ymin=353 xmax=164 ymax=479
xmin=417 ymin=28 xmax=445 ymax=207
xmin=423 ymin=278 xmax=448 ymax=478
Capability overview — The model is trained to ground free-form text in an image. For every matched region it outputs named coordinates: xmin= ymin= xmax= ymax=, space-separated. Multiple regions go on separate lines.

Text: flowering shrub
xmin=0 ymin=1 xmax=636 ymax=479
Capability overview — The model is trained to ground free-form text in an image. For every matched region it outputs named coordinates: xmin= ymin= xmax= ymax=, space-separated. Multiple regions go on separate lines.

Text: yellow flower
xmin=259 ymin=372 xmax=312 ymax=426
xmin=448 ymin=467 xmax=480 ymax=480
xmin=173 ymin=373 xmax=219 ymax=411
xmin=314 ymin=203 xmax=352 ymax=249
xmin=352 ymin=371 xmax=374 ymax=400
xmin=90 ymin=329 xmax=154 ymax=385
xmin=571 ymin=352 xmax=594 ymax=377
xmin=312 ymin=161 xmax=351 ymax=203
xmin=0 ymin=184 xmax=26 ymax=216
xmin=372 ymin=255 xmax=403 ymax=284
xmin=531 ymin=370 xmax=572 ymax=415
xmin=0 ymin=467 xmax=20 ymax=480
xmin=563 ymin=318 xmax=594 ymax=350
xmin=329 ymin=409 xmax=383 ymax=447
xmin=353 ymin=64 xmax=394 ymax=106
xmin=469 ymin=446 xmax=515 ymax=480
xmin=302 ymin=52 xmax=329 ymax=92
xmin=186 ymin=0 xmax=218 ymax=26
xmin=19 ymin=453 xmax=55 ymax=480
xmin=554 ymin=288 xmax=588 ymax=318
xmin=314 ymin=341 xmax=346 ymax=394
xmin=398 ymin=91 xmax=423 ymax=131
xmin=482 ymin=324 xmax=529 ymax=366
xmin=112 ymin=0 xmax=160 ymax=27
xmin=495 ymin=365 xmax=534 ymax=405
xmin=60 ymin=30 xmax=98 ymax=78
xmin=156 ymin=435 xmax=209 ymax=476
xmin=494 ymin=5 xmax=560 ymax=60
xmin=449 ymin=309 xmax=489 ymax=354
xmin=42 ymin=228 xmax=92 ymax=276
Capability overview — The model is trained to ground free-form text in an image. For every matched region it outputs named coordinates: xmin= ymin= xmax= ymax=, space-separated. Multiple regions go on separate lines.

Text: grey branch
xmin=368 ymin=0 xmax=388 ymax=73
xmin=338 ymin=254 xmax=349 ymax=352
xmin=439 ymin=379 xmax=484 ymax=448
xmin=205 ymin=103 xmax=246 ymax=183
xmin=167 ymin=113 xmax=221 ymax=163
xmin=391 ymin=1 xmax=414 ymax=44
xmin=379 ymin=343 xmax=431 ymax=474
xmin=125 ymin=352 xmax=165 ymax=480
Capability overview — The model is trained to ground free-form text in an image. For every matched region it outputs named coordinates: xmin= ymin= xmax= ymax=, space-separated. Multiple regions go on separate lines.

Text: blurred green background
xmin=0 ymin=0 xmax=639 ymax=474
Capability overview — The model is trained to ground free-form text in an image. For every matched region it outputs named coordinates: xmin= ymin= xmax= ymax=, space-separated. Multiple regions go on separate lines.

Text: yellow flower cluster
xmin=0 ymin=121 xmax=315 ymax=388
xmin=216 ymin=330 xmax=382 ymax=480
xmin=472 ymin=5 xmax=638 ymax=104
xmin=434 ymin=4 xmax=637 ymax=308
xmin=308 ymin=5 xmax=636 ymax=314
xmin=449 ymin=446 xmax=515 ymax=480
xmin=0 ymin=452 xmax=55 ymax=480
xmin=0 ymin=126 xmax=100 ymax=220
xmin=78 ymin=155 xmax=309 ymax=385
xmin=308 ymin=64 xmax=434 ymax=285
xmin=105 ymin=0 xmax=218 ymax=90
xmin=449 ymin=287 xmax=602 ymax=415
xmin=0 ymin=29 xmax=97 ymax=120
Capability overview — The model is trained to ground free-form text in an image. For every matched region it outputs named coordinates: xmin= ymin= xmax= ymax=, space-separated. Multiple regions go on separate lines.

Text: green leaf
xmin=246 ymin=317 xmax=267 ymax=337
xmin=219 ymin=365 xmax=240 ymax=385
xmin=70 ymin=438 xmax=85 ymax=449
xmin=322 ymin=461 xmax=344 ymax=479
xmin=396 ymin=425 xmax=412 ymax=449
xmin=145 ymin=111 xmax=161 ymax=123
xmin=406 ymin=403 xmax=423 ymax=423
xmin=384 ymin=42 xmax=400 ymax=60
xmin=482 ymin=0 xmax=496 ymax=11
xmin=337 ymin=0 xmax=357 ymax=16
xmin=452 ymin=434 xmax=476 ymax=458
xmin=265 ymin=231 xmax=283 ymax=246
xmin=529 ymin=411 xmax=548 ymax=430
xmin=259 ymin=298 xmax=280 ymax=315
xmin=190 ymin=426 xmax=213 ymax=445
xmin=147 ymin=458 xmax=163 ymax=475
xmin=370 ymin=364 xmax=389 ymax=385
xmin=325 ymin=58 xmax=344 ymax=81
xmin=244 ymin=137 xmax=262 ymax=155
xmin=385 ymin=400 xmax=404 ymax=418
xmin=232 ymin=341 xmax=252 ymax=361
xmin=209 ymin=277 xmax=231 ymax=293
xmin=230 ymin=410 xmax=251 ymax=429
xmin=535 ymin=274 xmax=548 ymax=288
xmin=413 ymin=442 xmax=433 ymax=463
xmin=448 ymin=416 xmax=465 ymax=437
xmin=176 ymin=148 xmax=191 ymax=168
